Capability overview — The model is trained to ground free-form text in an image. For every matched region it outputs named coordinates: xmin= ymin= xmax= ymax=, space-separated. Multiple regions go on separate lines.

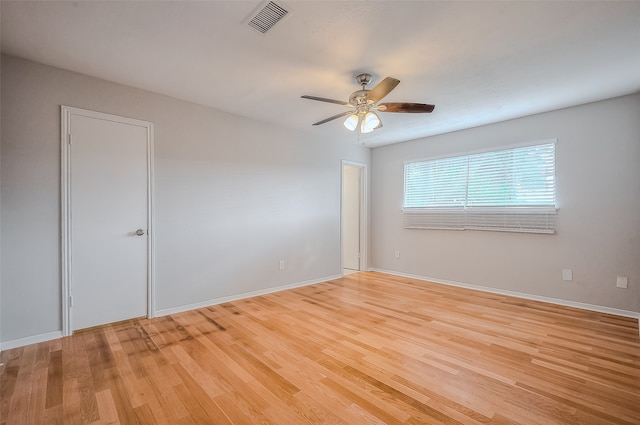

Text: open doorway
xmin=341 ymin=161 xmax=367 ymax=275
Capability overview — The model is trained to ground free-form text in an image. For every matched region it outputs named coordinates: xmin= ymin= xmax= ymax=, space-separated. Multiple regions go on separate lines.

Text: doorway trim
xmin=341 ymin=160 xmax=368 ymax=274
xmin=60 ymin=105 xmax=155 ymax=336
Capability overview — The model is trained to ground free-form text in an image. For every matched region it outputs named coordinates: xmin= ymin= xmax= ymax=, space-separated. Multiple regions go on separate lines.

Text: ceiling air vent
xmin=247 ymin=1 xmax=289 ymax=34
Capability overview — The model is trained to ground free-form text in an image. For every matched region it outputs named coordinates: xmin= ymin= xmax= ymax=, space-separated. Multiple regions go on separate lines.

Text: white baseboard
xmin=154 ymin=274 xmax=342 ymax=317
xmin=4 ymin=270 xmax=636 ymax=351
xmin=369 ymin=268 xmax=640 ymax=320
xmin=0 ymin=331 xmax=64 ymax=351
xmin=1 ymin=275 xmax=342 ymax=350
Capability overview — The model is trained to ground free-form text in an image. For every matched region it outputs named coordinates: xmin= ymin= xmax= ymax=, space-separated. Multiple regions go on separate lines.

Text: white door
xmin=65 ymin=108 xmax=152 ymax=331
xmin=342 ymin=165 xmax=361 ymax=271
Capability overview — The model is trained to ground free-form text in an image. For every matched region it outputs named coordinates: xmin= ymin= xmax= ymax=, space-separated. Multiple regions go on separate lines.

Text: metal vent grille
xmin=248 ymin=1 xmax=289 ymax=34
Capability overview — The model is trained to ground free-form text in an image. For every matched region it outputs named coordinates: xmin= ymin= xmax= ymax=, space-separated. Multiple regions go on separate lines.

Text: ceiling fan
xmin=301 ymin=73 xmax=435 ymax=134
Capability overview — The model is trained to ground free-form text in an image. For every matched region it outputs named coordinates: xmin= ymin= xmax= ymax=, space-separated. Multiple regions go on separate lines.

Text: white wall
xmin=371 ymin=94 xmax=640 ymax=313
xmin=0 ymin=55 xmax=370 ymax=344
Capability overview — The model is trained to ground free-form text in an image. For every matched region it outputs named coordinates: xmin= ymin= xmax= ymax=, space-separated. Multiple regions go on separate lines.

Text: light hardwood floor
xmin=1 ymin=272 xmax=639 ymax=424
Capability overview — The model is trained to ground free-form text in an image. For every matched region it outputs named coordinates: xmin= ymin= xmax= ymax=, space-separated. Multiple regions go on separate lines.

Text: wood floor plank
xmin=45 ymin=350 xmax=63 ymax=409
xmin=25 ymin=367 xmax=48 ymax=425
xmin=102 ymin=356 xmax=142 ymax=424
xmin=43 ymin=404 xmax=64 ymax=425
xmin=60 ymin=377 xmax=81 ymax=425
xmin=172 ymin=375 xmax=233 ymax=425
xmin=95 ymin=389 xmax=120 ymax=425
xmin=1 ymin=272 xmax=639 ymax=424
xmin=5 ymin=345 xmax=38 ymax=425
xmin=0 ymin=347 xmax=22 ymax=422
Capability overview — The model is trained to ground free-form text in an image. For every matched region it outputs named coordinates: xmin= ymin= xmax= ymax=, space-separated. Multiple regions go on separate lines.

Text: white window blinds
xmin=403 ymin=141 xmax=557 ymax=234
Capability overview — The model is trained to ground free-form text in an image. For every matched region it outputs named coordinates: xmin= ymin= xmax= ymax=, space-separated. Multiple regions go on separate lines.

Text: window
xmin=403 ymin=140 xmax=557 ymax=234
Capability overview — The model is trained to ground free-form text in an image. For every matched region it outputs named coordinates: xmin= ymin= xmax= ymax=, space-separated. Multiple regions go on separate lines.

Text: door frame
xmin=60 ymin=105 xmax=155 ymax=336
xmin=341 ymin=160 xmax=367 ymax=273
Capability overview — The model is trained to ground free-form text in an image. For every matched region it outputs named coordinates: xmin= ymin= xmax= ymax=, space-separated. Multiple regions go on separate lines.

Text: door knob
xmin=136 ymin=229 xmax=145 ymax=236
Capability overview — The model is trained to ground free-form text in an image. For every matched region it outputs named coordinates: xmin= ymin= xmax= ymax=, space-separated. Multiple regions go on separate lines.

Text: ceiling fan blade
xmin=378 ymin=102 xmax=435 ymax=113
xmin=366 ymin=77 xmax=400 ymax=103
xmin=312 ymin=110 xmax=355 ymax=126
xmin=301 ymin=95 xmax=351 ymax=106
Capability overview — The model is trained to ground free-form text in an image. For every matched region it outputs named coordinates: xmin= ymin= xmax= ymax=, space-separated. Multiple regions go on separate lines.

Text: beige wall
xmin=342 ymin=164 xmax=361 ymax=270
xmin=371 ymin=94 xmax=640 ymax=313
xmin=0 ymin=55 xmax=370 ymax=344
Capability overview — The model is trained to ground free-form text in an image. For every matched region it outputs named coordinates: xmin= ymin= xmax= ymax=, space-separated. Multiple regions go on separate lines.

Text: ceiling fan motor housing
xmin=350 ymin=74 xmax=375 ymax=109
xmin=349 ymin=90 xmax=372 ymax=108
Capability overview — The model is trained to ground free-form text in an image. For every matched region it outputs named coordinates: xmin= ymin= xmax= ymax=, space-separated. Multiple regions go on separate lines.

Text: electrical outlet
xmin=394 ymin=250 xmax=400 ymax=259
xmin=616 ymin=276 xmax=628 ymax=289
xmin=562 ymin=269 xmax=573 ymax=281
xmin=279 ymin=260 xmax=285 ymax=270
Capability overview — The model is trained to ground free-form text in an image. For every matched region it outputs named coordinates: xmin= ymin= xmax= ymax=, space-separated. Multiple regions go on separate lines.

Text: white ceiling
xmin=2 ymin=1 xmax=640 ymax=147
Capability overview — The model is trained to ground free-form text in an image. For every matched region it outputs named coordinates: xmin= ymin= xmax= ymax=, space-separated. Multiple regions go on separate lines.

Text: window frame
xmin=402 ymin=139 xmax=557 ymax=234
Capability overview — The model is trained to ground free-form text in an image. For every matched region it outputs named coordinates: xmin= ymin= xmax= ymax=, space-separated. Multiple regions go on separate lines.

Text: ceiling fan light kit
xmin=344 ymin=113 xmax=359 ymax=131
xmin=302 ymin=73 xmax=435 ymax=134
xmin=362 ymin=111 xmax=381 ymax=133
